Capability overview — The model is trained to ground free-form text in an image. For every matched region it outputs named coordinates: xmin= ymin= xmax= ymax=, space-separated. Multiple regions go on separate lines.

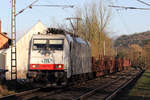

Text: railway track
xmin=75 ymin=70 xmax=143 ymax=100
xmin=0 ymin=68 xmax=142 ymax=100
xmin=0 ymin=85 xmax=66 ymax=100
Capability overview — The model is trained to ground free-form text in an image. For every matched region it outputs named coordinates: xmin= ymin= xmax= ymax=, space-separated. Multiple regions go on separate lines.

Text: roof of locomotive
xmin=32 ymin=34 xmax=65 ymax=39
xmin=66 ymin=34 xmax=88 ymax=45
xmin=32 ymin=28 xmax=89 ymax=45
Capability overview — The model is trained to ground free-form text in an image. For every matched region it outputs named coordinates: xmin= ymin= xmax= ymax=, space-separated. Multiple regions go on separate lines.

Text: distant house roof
xmin=0 ymin=32 xmax=11 ymax=50
xmin=0 ymin=32 xmax=10 ymax=39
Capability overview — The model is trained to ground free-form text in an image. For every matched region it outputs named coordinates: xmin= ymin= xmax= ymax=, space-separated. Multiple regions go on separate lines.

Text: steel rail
xmin=1 ymin=85 xmax=69 ymax=100
xmin=73 ymin=70 xmax=143 ymax=100
xmin=73 ymin=78 xmax=121 ymax=100
xmin=105 ymin=70 xmax=143 ymax=100
xmin=0 ymin=88 xmax=41 ymax=100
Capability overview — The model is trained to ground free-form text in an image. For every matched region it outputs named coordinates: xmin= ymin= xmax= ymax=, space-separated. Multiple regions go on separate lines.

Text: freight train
xmin=27 ymin=28 xmax=131 ymax=85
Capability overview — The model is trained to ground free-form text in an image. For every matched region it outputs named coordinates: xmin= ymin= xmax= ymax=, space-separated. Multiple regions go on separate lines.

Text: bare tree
xmin=71 ymin=1 xmax=113 ymax=57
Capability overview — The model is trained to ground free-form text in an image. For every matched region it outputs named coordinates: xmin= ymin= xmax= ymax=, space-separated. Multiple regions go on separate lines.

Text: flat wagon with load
xmin=92 ymin=56 xmax=131 ymax=77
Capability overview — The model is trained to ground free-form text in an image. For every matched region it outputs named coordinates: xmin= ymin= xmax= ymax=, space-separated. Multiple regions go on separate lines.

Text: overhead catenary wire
xmin=15 ymin=0 xmax=39 ymax=16
xmin=42 ymin=0 xmax=75 ymax=16
xmin=16 ymin=1 xmax=74 ymax=16
xmin=136 ymin=0 xmax=150 ymax=6
xmin=32 ymin=5 xmax=74 ymax=8
xmin=109 ymin=5 xmax=150 ymax=10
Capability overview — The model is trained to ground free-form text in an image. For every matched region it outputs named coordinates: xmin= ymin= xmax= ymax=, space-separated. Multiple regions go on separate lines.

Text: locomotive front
xmin=27 ymin=34 xmax=68 ymax=84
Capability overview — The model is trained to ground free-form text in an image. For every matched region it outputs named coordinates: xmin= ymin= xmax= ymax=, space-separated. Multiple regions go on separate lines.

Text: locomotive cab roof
xmin=33 ymin=28 xmax=90 ymax=46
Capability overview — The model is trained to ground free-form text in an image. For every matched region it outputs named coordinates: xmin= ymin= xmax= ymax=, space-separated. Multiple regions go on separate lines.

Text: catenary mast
xmin=11 ymin=0 xmax=17 ymax=80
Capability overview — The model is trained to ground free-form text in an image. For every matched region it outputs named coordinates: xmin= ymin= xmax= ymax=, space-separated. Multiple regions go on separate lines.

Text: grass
xmin=0 ymin=84 xmax=15 ymax=98
xmin=125 ymin=69 xmax=150 ymax=100
xmin=0 ymin=79 xmax=33 ymax=98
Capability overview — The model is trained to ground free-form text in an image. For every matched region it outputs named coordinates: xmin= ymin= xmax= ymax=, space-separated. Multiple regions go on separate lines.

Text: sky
xmin=1 ymin=0 xmax=150 ymax=39
xmin=110 ymin=0 xmax=150 ymax=37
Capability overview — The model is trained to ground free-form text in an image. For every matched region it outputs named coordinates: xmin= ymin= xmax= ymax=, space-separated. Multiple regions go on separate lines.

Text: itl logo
xmin=42 ymin=58 xmax=53 ymax=63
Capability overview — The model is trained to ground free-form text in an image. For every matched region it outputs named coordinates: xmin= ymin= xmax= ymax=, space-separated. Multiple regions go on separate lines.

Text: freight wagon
xmin=92 ymin=56 xmax=131 ymax=77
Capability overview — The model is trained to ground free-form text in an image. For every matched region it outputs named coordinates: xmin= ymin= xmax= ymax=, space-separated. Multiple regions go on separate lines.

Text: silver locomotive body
xmin=27 ymin=29 xmax=92 ymax=84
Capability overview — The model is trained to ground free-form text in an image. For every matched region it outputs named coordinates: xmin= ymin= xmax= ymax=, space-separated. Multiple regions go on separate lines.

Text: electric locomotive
xmin=27 ymin=28 xmax=92 ymax=85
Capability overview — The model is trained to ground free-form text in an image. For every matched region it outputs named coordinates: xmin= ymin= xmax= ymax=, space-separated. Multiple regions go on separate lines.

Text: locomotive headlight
xmin=32 ymin=65 xmax=39 ymax=68
xmin=58 ymin=65 xmax=62 ymax=68
xmin=32 ymin=65 xmax=36 ymax=68
xmin=55 ymin=65 xmax=62 ymax=68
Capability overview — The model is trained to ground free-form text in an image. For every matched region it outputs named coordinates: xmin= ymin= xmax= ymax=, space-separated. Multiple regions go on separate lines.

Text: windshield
xmin=33 ymin=39 xmax=64 ymax=50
